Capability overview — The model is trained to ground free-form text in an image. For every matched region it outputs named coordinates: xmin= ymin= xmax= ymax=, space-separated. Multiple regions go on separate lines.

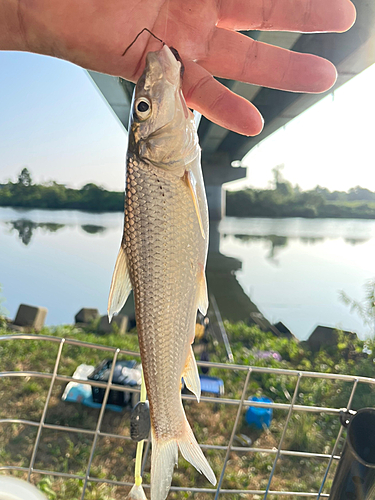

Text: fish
xmin=107 ymin=44 xmax=216 ymax=500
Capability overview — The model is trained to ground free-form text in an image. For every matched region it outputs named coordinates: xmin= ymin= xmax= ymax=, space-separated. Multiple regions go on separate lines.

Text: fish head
xmin=129 ymin=45 xmax=199 ymax=174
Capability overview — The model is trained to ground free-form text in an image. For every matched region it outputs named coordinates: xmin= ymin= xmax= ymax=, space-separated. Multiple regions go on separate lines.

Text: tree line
xmin=227 ymin=166 xmax=375 ymax=219
xmin=0 ymin=168 xmax=123 ymax=212
xmin=1 ymin=167 xmax=375 ymax=218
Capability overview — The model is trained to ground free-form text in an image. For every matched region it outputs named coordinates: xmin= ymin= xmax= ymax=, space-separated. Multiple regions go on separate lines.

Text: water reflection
xmin=344 ymin=238 xmax=370 ymax=246
xmin=206 ymin=222 xmax=275 ymax=328
xmin=2 ymin=209 xmax=375 ymax=338
xmin=7 ymin=219 xmax=65 ymax=245
xmin=233 ymin=234 xmax=288 ymax=263
xmin=218 ymin=218 xmax=375 ymax=339
xmin=233 ymin=233 xmax=369 ymax=263
xmin=6 ymin=219 xmax=108 ymax=245
xmin=81 ymin=224 xmax=106 ymax=235
xmin=299 ymin=237 xmax=324 ymax=245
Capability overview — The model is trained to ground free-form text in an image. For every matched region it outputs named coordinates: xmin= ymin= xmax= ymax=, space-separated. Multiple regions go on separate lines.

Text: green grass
xmin=1 ymin=323 xmax=375 ymax=499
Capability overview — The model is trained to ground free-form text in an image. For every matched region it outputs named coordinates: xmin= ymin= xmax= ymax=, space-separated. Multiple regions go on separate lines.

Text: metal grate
xmin=1 ymin=333 xmax=374 ymax=499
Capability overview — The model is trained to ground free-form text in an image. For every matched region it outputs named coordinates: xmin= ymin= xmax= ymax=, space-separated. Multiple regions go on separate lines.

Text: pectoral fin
xmin=197 ymin=268 xmax=209 ymax=316
xmin=182 ymin=346 xmax=201 ymax=402
xmin=185 ymin=170 xmax=205 ymax=240
xmin=107 ymin=246 xmax=132 ymax=322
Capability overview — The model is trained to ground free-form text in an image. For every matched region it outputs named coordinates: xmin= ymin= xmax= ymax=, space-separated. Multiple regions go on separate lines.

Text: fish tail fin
xmin=178 ymin=417 xmax=216 ymax=486
xmin=150 ymin=430 xmax=178 ymax=500
xmin=150 ymin=417 xmax=216 ymax=500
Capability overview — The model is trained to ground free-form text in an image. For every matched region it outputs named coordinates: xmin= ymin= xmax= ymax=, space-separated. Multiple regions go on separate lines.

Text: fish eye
xmin=135 ymin=98 xmax=152 ymax=120
xmin=137 ymin=101 xmax=149 ymax=112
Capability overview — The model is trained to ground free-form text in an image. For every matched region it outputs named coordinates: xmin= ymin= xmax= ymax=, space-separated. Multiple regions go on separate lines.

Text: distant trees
xmin=272 ymin=164 xmax=294 ymax=197
xmin=226 ymin=177 xmax=375 ymax=219
xmin=18 ymin=167 xmax=32 ymax=187
xmin=1 ymin=167 xmax=375 ymax=219
xmin=0 ymin=168 xmax=124 ymax=212
xmin=347 ymin=187 xmax=375 ymax=201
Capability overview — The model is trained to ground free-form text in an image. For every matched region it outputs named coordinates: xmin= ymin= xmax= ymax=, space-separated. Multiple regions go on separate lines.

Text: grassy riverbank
xmin=1 ymin=322 xmax=375 ymax=499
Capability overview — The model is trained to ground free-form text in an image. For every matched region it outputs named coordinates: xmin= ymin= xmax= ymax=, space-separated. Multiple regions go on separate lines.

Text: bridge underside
xmin=88 ymin=0 xmax=375 ymax=219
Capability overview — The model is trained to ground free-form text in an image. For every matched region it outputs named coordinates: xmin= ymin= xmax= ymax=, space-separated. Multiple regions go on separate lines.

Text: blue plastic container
xmin=245 ymin=396 xmax=273 ymax=429
xmin=199 ymin=375 xmax=224 ymax=396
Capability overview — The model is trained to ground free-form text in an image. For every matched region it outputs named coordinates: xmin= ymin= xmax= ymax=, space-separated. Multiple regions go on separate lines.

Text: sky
xmin=0 ymin=52 xmax=127 ymax=191
xmin=235 ymin=62 xmax=375 ymax=192
xmin=0 ymin=50 xmax=374 ymax=193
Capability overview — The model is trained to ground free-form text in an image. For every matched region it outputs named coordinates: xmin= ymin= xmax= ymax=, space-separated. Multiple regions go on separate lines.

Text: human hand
xmin=14 ymin=0 xmax=356 ymax=135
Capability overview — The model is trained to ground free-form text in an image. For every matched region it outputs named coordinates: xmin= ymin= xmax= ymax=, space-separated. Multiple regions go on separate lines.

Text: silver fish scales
xmin=108 ymin=45 xmax=216 ymax=500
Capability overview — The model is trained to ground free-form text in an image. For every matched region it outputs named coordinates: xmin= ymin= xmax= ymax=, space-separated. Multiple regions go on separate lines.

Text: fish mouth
xmin=145 ymin=45 xmax=182 ymax=86
xmin=169 ymin=47 xmax=185 ymax=80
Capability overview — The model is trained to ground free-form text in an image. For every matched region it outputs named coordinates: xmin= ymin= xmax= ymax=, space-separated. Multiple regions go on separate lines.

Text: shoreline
xmin=1 ymin=203 xmax=375 ymax=220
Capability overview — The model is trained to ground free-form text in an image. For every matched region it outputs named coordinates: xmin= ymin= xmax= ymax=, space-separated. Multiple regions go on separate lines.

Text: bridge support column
xmin=202 ymin=153 xmax=246 ymax=221
xmin=206 ymin=185 xmax=225 ymax=221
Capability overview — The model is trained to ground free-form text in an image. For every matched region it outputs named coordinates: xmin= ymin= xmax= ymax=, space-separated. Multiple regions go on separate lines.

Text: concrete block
xmin=75 ymin=308 xmax=99 ymax=324
xmin=13 ymin=304 xmax=47 ymax=331
xmin=98 ymin=314 xmax=128 ymax=334
xmin=307 ymin=325 xmax=357 ymax=352
xmin=273 ymin=322 xmax=297 ymax=341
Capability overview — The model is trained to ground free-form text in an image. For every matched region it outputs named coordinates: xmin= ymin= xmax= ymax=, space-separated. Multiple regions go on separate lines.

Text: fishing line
xmin=122 ymin=24 xmax=185 ymax=80
xmin=122 ymin=28 xmax=165 ymax=57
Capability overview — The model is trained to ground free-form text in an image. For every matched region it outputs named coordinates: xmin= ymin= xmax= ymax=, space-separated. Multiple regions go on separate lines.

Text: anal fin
xmin=182 ymin=346 xmax=201 ymax=403
xmin=107 ymin=246 xmax=132 ymax=322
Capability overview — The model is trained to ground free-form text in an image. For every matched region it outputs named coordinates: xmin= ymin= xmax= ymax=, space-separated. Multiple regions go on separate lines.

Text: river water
xmin=0 ymin=207 xmax=374 ymax=340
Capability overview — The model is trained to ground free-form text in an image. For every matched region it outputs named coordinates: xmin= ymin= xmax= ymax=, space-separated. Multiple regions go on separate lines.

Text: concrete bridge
xmin=88 ymin=0 xmax=375 ymax=220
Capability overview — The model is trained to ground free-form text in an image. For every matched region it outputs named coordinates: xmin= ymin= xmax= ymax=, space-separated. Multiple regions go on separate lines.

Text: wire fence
xmin=1 ymin=333 xmax=374 ymax=499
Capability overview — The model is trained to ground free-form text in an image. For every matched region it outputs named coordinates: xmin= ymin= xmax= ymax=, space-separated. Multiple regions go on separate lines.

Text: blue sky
xmin=0 ymin=51 xmax=127 ymax=191
xmin=0 ymin=50 xmax=374 ymax=192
